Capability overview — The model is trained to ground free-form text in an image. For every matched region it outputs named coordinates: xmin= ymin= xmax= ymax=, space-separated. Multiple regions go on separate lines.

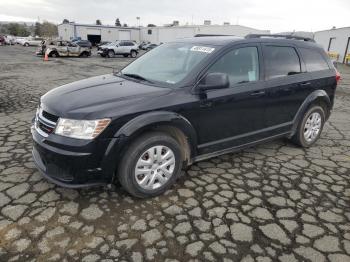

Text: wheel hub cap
xmin=303 ymin=112 xmax=322 ymax=142
xmin=135 ymin=145 xmax=175 ymax=190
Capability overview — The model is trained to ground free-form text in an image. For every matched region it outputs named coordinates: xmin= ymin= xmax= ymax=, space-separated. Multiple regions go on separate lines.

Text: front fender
xmin=290 ymin=90 xmax=331 ymax=137
xmin=101 ymin=111 xmax=198 ymax=183
xmin=115 ymin=111 xmax=198 ymax=153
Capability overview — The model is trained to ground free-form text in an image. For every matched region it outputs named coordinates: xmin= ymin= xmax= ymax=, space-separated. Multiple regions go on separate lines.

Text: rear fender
xmin=289 ymin=90 xmax=331 ymax=137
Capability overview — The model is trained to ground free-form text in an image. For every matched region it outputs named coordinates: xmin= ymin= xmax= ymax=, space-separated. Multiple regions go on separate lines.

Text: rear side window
xmin=263 ymin=46 xmax=301 ymax=80
xmin=299 ymin=48 xmax=330 ymax=72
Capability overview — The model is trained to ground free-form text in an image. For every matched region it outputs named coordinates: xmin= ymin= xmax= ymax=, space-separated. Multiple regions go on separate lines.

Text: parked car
xmin=139 ymin=41 xmax=150 ymax=49
xmin=98 ymin=40 xmax=138 ymax=58
xmin=97 ymin=41 xmax=111 ymax=50
xmin=45 ymin=41 xmax=91 ymax=57
xmin=32 ymin=35 xmax=340 ymax=198
xmin=146 ymin=44 xmax=158 ymax=50
xmin=0 ymin=35 xmax=5 ymax=46
xmin=21 ymin=37 xmax=44 ymax=47
xmin=73 ymin=40 xmax=92 ymax=49
xmin=4 ymin=35 xmax=16 ymax=45
xmin=15 ymin=37 xmax=27 ymax=45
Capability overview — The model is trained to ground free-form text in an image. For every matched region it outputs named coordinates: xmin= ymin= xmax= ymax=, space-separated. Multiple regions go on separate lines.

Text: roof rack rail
xmin=245 ymin=34 xmax=315 ymax=42
xmin=194 ymin=34 xmax=234 ymax=37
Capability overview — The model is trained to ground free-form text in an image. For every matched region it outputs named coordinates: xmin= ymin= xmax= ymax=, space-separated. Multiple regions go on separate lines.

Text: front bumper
xmin=97 ymin=49 xmax=108 ymax=55
xmin=31 ymin=125 xmax=120 ymax=188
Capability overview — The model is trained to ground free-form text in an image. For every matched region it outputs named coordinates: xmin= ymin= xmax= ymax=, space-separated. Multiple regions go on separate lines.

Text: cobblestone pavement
xmin=0 ymin=45 xmax=350 ymax=262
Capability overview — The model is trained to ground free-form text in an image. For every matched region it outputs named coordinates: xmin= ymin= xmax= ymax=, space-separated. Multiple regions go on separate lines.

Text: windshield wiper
xmin=122 ymin=73 xmax=154 ymax=84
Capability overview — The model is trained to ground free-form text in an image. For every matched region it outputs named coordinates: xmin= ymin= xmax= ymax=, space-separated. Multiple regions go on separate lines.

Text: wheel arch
xmin=115 ymin=111 xmax=198 ymax=162
xmin=290 ymin=90 xmax=331 ymax=137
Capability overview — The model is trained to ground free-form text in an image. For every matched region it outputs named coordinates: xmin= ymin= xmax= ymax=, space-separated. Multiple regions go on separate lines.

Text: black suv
xmin=32 ymin=34 xmax=340 ymax=198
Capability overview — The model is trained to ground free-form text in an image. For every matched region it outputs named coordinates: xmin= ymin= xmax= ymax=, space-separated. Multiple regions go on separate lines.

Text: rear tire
xmin=291 ymin=105 xmax=325 ymax=148
xmin=24 ymin=43 xmax=29 ymax=47
xmin=118 ymin=132 xmax=183 ymax=198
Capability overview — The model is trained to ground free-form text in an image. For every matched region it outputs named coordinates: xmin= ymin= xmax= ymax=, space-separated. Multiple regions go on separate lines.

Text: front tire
xmin=292 ymin=105 xmax=325 ymax=147
xmin=118 ymin=132 xmax=183 ymax=198
xmin=130 ymin=50 xmax=137 ymax=58
xmin=107 ymin=50 xmax=114 ymax=58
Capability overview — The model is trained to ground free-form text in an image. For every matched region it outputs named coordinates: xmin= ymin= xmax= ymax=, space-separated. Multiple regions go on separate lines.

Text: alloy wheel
xmin=303 ymin=112 xmax=322 ymax=143
xmin=134 ymin=145 xmax=175 ymax=190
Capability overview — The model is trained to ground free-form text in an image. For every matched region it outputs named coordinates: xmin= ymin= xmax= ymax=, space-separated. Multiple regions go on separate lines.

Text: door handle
xmin=299 ymin=82 xmax=311 ymax=87
xmin=250 ymin=90 xmax=265 ymax=96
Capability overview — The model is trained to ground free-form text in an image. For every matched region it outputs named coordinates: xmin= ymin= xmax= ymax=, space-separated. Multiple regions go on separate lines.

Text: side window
xmin=299 ymin=48 xmax=330 ymax=72
xmin=263 ymin=46 xmax=301 ymax=80
xmin=207 ymin=47 xmax=260 ymax=86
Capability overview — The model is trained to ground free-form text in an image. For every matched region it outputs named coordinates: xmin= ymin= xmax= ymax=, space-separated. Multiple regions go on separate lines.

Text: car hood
xmin=41 ymin=74 xmax=172 ymax=119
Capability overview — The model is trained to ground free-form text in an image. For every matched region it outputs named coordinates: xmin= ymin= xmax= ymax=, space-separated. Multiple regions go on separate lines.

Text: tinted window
xmin=207 ymin=47 xmax=259 ymax=85
xmin=263 ymin=46 xmax=301 ymax=80
xmin=119 ymin=42 xmax=125 ymax=46
xmin=299 ymin=48 xmax=329 ymax=72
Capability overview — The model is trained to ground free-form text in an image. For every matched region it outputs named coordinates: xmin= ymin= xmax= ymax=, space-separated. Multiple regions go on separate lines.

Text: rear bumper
xmin=31 ymin=125 xmax=121 ymax=188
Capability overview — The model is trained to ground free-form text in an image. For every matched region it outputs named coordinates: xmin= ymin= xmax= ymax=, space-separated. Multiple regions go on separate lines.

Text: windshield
xmin=121 ymin=43 xmax=216 ymax=85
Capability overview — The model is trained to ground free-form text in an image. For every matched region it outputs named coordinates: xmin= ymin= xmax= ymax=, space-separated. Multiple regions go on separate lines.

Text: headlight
xmin=55 ymin=118 xmax=111 ymax=140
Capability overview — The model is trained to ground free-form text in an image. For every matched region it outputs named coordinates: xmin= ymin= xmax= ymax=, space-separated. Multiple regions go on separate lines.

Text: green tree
xmin=62 ymin=19 xmax=69 ymax=24
xmin=115 ymin=18 xmax=121 ymax=26
xmin=34 ymin=22 xmax=41 ymax=36
xmin=96 ymin=19 xmax=102 ymax=25
xmin=6 ymin=23 xmax=30 ymax=36
xmin=147 ymin=24 xmax=156 ymax=27
xmin=123 ymin=23 xmax=128 ymax=27
xmin=40 ymin=21 xmax=58 ymax=37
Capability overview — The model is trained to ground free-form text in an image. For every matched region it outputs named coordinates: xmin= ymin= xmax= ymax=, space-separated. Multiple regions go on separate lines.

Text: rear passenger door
xmin=262 ymin=44 xmax=310 ymax=135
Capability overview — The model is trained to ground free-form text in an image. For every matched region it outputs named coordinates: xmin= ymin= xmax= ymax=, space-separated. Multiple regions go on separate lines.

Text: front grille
xmin=35 ymin=107 xmax=58 ymax=137
xmin=42 ymin=110 xmax=59 ymax=122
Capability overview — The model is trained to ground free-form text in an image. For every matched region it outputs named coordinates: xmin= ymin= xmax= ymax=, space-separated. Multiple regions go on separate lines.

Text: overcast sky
xmin=0 ymin=0 xmax=349 ymax=32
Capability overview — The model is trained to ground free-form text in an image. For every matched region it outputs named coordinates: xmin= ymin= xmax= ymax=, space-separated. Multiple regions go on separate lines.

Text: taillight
xmin=335 ymin=70 xmax=341 ymax=84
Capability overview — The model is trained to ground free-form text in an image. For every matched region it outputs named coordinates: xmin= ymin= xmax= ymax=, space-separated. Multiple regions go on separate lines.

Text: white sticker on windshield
xmin=190 ymin=46 xmax=215 ymax=53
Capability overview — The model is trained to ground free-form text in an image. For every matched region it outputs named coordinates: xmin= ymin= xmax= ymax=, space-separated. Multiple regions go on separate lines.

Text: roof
xmin=58 ymin=23 xmax=139 ymax=30
xmin=314 ymin=26 xmax=350 ymax=33
xmin=168 ymin=35 xmax=322 ymax=49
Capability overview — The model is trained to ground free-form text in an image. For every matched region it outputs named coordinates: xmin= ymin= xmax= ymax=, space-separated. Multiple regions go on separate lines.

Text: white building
xmin=58 ymin=23 xmax=140 ymax=45
xmin=314 ymin=27 xmax=350 ymax=63
xmin=58 ymin=22 xmax=269 ymax=45
xmin=140 ymin=24 xmax=270 ymax=44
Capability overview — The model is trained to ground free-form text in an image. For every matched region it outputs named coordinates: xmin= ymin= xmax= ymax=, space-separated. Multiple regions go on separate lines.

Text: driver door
xmin=191 ymin=44 xmax=268 ymax=155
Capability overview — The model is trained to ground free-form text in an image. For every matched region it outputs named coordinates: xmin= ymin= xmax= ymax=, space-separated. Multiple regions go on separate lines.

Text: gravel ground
xmin=0 ymin=45 xmax=350 ymax=262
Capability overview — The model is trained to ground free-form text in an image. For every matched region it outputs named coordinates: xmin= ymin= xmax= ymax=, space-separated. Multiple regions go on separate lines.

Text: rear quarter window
xmin=299 ymin=47 xmax=330 ymax=72
xmin=263 ymin=46 xmax=301 ymax=80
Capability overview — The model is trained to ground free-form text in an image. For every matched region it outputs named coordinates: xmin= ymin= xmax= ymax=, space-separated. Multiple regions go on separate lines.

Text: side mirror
xmin=197 ymin=72 xmax=230 ymax=92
